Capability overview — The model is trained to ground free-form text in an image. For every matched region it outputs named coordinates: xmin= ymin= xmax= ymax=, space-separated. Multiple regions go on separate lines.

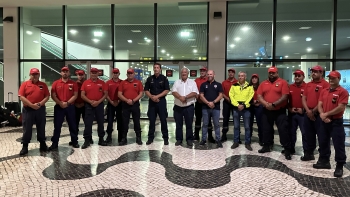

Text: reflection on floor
xmin=0 ymin=120 xmax=350 ymax=196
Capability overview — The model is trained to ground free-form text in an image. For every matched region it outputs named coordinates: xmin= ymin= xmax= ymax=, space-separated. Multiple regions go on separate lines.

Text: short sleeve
xmin=281 ymin=80 xmax=289 ymax=95
xmin=139 ymin=81 xmax=144 ymax=92
xmin=256 ymin=84 xmax=263 ymax=95
xmin=218 ymin=83 xmax=223 ymax=92
xmin=144 ymin=77 xmax=150 ymax=91
xmin=318 ymin=89 xmax=326 ymax=102
xmin=199 ymin=83 xmax=205 ymax=93
xmin=338 ymin=89 xmax=349 ymax=104
xmin=118 ymin=82 xmax=124 ymax=93
xmin=18 ymin=82 xmax=26 ymax=97
xmin=192 ymin=81 xmax=199 ymax=94
xmin=43 ymin=83 xmax=50 ymax=97
xmin=81 ymin=81 xmax=87 ymax=91
xmin=164 ymin=77 xmax=170 ymax=91
xmin=51 ymin=81 xmax=57 ymax=94
xmin=171 ymin=81 xmax=178 ymax=93
xmin=73 ymin=82 xmax=78 ymax=92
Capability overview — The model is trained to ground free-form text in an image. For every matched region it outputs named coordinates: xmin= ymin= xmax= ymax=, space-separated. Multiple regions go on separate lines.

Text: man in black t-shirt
xmin=199 ymin=70 xmax=223 ymax=148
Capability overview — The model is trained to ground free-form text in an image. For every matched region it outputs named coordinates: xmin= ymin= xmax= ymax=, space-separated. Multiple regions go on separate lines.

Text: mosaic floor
xmin=0 ymin=120 xmax=350 ymax=197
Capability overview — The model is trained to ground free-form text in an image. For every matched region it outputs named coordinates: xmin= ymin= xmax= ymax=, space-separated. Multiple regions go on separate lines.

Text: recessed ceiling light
xmin=282 ymin=36 xmax=290 ymax=41
xmin=241 ymin=27 xmax=250 ymax=31
xmin=26 ymin=31 xmax=33 ymax=35
xmin=299 ymin=65 xmax=301 ymax=67
xmin=132 ymin=63 xmax=134 ymax=64
xmin=33 ymin=41 xmax=39 ymax=44
xmin=109 ymin=45 xmax=113 ymax=48
xmin=234 ymin=37 xmax=241 ymax=41
xmin=188 ymin=39 xmax=196 ymax=41
xmin=182 ymin=56 xmax=185 ymax=57
xmin=193 ymin=49 xmax=198 ymax=53
xmin=161 ymin=50 xmax=166 ymax=53
xmin=230 ymin=44 xmax=235 ymax=48
xmin=307 ymin=47 xmax=312 ymax=52
xmin=294 ymin=53 xmax=300 ymax=54
xmin=69 ymin=29 xmax=77 ymax=34
xmin=137 ymin=64 xmax=139 ymax=65
xmin=171 ymin=56 xmax=173 ymax=59
xmin=131 ymin=30 xmax=141 ymax=33
xmin=287 ymin=67 xmax=289 ymax=69
xmin=347 ymin=37 xmax=350 ymax=38
xmin=255 ymin=53 xmax=259 ymax=56
xmin=292 ymin=66 xmax=294 ymax=68
xmin=127 ymin=40 xmax=132 ymax=43
xmin=285 ymin=55 xmax=289 ymax=58
xmin=146 ymin=39 xmax=151 ymax=43
xmin=144 ymin=37 xmax=148 ymax=40
xmin=299 ymin=27 xmax=311 ymax=29
xmin=92 ymin=38 xmax=99 ymax=43
xmin=180 ymin=31 xmax=190 ymax=37
xmin=323 ymin=44 xmax=329 ymax=45
xmin=166 ymin=54 xmax=169 ymax=56
xmin=94 ymin=31 xmax=103 ymax=37
xmin=306 ymin=37 xmax=312 ymax=41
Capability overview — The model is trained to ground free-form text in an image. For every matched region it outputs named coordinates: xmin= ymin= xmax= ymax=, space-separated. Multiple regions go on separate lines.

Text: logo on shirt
xmin=68 ymin=84 xmax=73 ymax=91
xmin=205 ymin=85 xmax=208 ymax=88
xmin=38 ymin=85 xmax=43 ymax=90
xmin=214 ymin=85 xmax=217 ymax=88
xmin=87 ymin=85 xmax=91 ymax=87
xmin=99 ymin=87 xmax=103 ymax=92
xmin=134 ymin=83 xmax=137 ymax=88
xmin=275 ymin=83 xmax=279 ymax=87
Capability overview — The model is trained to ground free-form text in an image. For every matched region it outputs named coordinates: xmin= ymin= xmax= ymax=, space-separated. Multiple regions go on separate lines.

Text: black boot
xmin=284 ymin=149 xmax=292 ymax=160
xmin=258 ymin=145 xmax=271 ymax=153
xmin=136 ymin=132 xmax=143 ymax=145
xmin=313 ymin=160 xmax=331 ymax=169
xmin=81 ymin=140 xmax=91 ymax=149
xmin=48 ymin=143 xmax=59 ymax=151
xmin=334 ymin=163 xmax=344 ymax=177
xmin=98 ymin=137 xmax=108 ymax=146
xmin=193 ymin=129 xmax=200 ymax=141
xmin=301 ymin=151 xmax=315 ymax=161
xmin=221 ymin=132 xmax=227 ymax=142
xmin=39 ymin=142 xmax=48 ymax=152
xmin=119 ymin=138 xmax=127 ymax=146
xmin=19 ymin=143 xmax=28 ymax=156
xmin=106 ymin=134 xmax=112 ymax=144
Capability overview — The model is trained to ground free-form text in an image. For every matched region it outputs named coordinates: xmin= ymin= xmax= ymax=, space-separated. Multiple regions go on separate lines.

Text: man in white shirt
xmin=172 ymin=68 xmax=199 ymax=146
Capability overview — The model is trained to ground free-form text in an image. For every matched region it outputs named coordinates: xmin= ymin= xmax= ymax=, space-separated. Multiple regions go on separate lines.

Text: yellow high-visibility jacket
xmin=229 ymin=81 xmax=254 ymax=108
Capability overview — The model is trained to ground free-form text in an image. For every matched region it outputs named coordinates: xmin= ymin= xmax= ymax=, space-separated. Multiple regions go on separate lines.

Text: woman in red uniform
xmin=249 ymin=74 xmax=263 ymax=146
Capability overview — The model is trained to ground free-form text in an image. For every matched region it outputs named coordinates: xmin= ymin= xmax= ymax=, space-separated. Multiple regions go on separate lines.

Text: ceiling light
xmin=92 ymin=38 xmax=99 ymax=43
xmin=180 ymin=31 xmax=190 ymax=37
xmin=234 ymin=37 xmax=241 ymax=41
xmin=137 ymin=64 xmax=139 ymax=65
xmin=323 ymin=44 xmax=329 ymax=45
xmin=109 ymin=45 xmax=113 ymax=48
xmin=69 ymin=29 xmax=77 ymax=34
xmin=131 ymin=30 xmax=141 ymax=32
xmin=144 ymin=37 xmax=148 ymax=40
xmin=287 ymin=67 xmax=289 ymax=69
xmin=230 ymin=44 xmax=235 ymax=48
xmin=132 ymin=63 xmax=134 ymax=64
xmin=127 ymin=40 xmax=132 ymax=43
xmin=305 ymin=37 xmax=312 ymax=41
xmin=292 ymin=66 xmax=294 ymax=68
xmin=191 ymin=46 xmax=197 ymax=48
xmin=188 ymin=39 xmax=196 ymax=41
xmin=299 ymin=65 xmax=301 ymax=67
xmin=282 ymin=36 xmax=290 ymax=41
xmin=255 ymin=53 xmax=259 ymax=56
xmin=161 ymin=50 xmax=166 ymax=53
xmin=146 ymin=39 xmax=151 ymax=43
xmin=170 ymin=56 xmax=173 ymax=59
xmin=347 ymin=37 xmax=350 ymax=38
xmin=166 ymin=54 xmax=169 ymax=56
xmin=241 ymin=27 xmax=250 ymax=31
xmin=193 ymin=49 xmax=198 ymax=53
xmin=182 ymin=56 xmax=185 ymax=57
xmin=285 ymin=56 xmax=289 ymax=58
xmin=33 ymin=41 xmax=39 ymax=44
xmin=299 ymin=27 xmax=311 ymax=29
xmin=26 ymin=31 xmax=33 ymax=35
xmin=306 ymin=47 xmax=312 ymax=52
xmin=94 ymin=31 xmax=103 ymax=37
xmin=294 ymin=53 xmax=300 ymax=54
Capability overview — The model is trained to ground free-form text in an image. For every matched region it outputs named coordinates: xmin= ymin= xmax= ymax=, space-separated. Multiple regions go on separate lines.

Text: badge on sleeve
xmin=69 ymin=84 xmax=73 ymax=91
xmin=99 ymin=87 xmax=102 ymax=92
xmin=38 ymin=85 xmax=43 ymax=90
xmin=275 ymin=83 xmax=279 ymax=87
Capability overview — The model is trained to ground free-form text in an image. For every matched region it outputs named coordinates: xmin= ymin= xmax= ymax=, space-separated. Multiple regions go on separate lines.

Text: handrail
xmin=41 ymin=62 xmax=60 ymax=74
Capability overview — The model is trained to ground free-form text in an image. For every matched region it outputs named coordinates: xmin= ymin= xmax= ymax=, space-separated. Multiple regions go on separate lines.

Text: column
xmin=301 ymin=54 xmax=318 ymax=83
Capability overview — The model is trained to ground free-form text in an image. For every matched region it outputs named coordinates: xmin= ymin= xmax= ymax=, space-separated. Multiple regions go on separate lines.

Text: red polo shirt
xmin=51 ymin=79 xmax=78 ymax=103
xmin=257 ymin=78 xmax=289 ymax=110
xmin=195 ymin=77 xmax=207 ymax=91
xmin=304 ymin=79 xmax=330 ymax=109
xmin=319 ymin=86 xmax=349 ymax=119
xmin=222 ymin=78 xmax=237 ymax=97
xmin=119 ymin=79 xmax=143 ymax=100
xmin=76 ymin=80 xmax=85 ymax=104
xmin=81 ymin=79 xmax=107 ymax=101
xmin=18 ymin=80 xmax=50 ymax=107
xmin=289 ymin=82 xmax=306 ymax=108
xmin=106 ymin=79 xmax=122 ymax=101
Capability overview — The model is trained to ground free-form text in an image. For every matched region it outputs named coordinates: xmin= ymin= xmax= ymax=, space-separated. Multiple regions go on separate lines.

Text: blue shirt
xmin=200 ymin=80 xmax=223 ymax=110
xmin=144 ymin=74 xmax=170 ymax=101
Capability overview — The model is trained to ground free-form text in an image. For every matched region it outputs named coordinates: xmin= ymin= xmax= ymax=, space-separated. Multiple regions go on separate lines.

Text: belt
xmin=176 ymin=104 xmax=194 ymax=108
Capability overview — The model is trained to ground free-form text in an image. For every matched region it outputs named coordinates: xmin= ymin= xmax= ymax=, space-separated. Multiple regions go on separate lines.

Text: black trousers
xmin=195 ymin=102 xmax=212 ymax=132
xmin=222 ymin=100 xmax=233 ymax=133
xmin=22 ymin=106 xmax=46 ymax=143
xmin=122 ymin=101 xmax=141 ymax=138
xmin=106 ymin=103 xmax=123 ymax=140
xmin=147 ymin=99 xmax=168 ymax=140
xmin=261 ymin=108 xmax=291 ymax=149
xmin=75 ymin=105 xmax=85 ymax=133
xmin=83 ymin=102 xmax=105 ymax=140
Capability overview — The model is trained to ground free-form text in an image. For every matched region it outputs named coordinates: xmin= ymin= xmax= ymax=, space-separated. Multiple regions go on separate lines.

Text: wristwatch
xmin=272 ymin=103 xmax=276 ymax=107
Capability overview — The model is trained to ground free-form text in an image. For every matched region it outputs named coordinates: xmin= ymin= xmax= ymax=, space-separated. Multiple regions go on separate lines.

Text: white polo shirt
xmin=172 ymin=78 xmax=199 ymax=107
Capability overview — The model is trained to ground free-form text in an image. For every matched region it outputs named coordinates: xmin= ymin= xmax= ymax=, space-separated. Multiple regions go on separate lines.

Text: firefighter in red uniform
xmin=194 ymin=67 xmax=214 ymax=142
xmin=105 ymin=68 xmax=123 ymax=143
xmin=80 ymin=67 xmax=108 ymax=149
xmin=301 ymin=65 xmax=330 ymax=161
xmin=221 ymin=68 xmax=237 ymax=142
xmin=49 ymin=66 xmax=79 ymax=150
xmin=314 ymin=71 xmax=348 ymax=177
xmin=18 ymin=68 xmax=50 ymax=156
xmin=287 ymin=69 xmax=306 ymax=155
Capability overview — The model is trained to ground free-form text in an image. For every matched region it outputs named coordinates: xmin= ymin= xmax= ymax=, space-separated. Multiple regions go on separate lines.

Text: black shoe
xmin=220 ymin=133 xmax=227 ymax=142
xmin=68 ymin=141 xmax=73 ymax=146
xmin=239 ymin=140 xmax=242 ymax=144
xmin=71 ymin=143 xmax=80 ymax=148
xmin=301 ymin=153 xmax=315 ymax=161
xmin=90 ymin=138 xmax=94 ymax=144
xmin=175 ymin=141 xmax=182 ymax=146
xmin=164 ymin=140 xmax=169 ymax=145
xmin=217 ymin=141 xmax=223 ymax=148
xmin=245 ymin=144 xmax=253 ymax=151
xmin=284 ymin=149 xmax=292 ymax=160
xmin=48 ymin=143 xmax=58 ymax=151
xmin=106 ymin=135 xmax=112 ymax=143
xmin=281 ymin=148 xmax=295 ymax=155
xmin=334 ymin=163 xmax=344 ymax=177
xmin=19 ymin=143 xmax=28 ymax=156
xmin=119 ymin=138 xmax=127 ymax=146
xmin=259 ymin=141 xmax=264 ymax=146
xmin=208 ymin=136 xmax=216 ymax=143
xmin=199 ymin=140 xmax=206 ymax=146
xmin=313 ymin=161 xmax=331 ymax=169
xmin=136 ymin=137 xmax=143 ymax=145
xmin=258 ymin=145 xmax=271 ymax=153
xmin=193 ymin=132 xmax=200 ymax=141
xmin=231 ymin=142 xmax=239 ymax=149
xmin=269 ymin=143 xmax=274 ymax=149
xmin=81 ymin=141 xmax=90 ymax=149
xmin=98 ymin=138 xmax=108 ymax=146
xmin=39 ymin=142 xmax=48 ymax=152
xmin=187 ymin=140 xmax=193 ymax=146
xmin=146 ymin=140 xmax=153 ymax=145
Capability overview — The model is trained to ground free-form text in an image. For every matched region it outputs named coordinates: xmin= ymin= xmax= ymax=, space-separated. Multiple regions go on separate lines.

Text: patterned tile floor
xmin=0 ymin=120 xmax=350 ymax=197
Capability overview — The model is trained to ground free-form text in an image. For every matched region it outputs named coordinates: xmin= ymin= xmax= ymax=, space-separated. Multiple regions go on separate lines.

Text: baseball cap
xmin=268 ymin=66 xmax=278 ymax=73
xmin=293 ymin=69 xmax=305 ymax=76
xmin=252 ymin=74 xmax=259 ymax=78
xmin=127 ymin=68 xmax=134 ymax=74
xmin=310 ymin=65 xmax=323 ymax=71
xmin=228 ymin=68 xmax=236 ymax=73
xmin=76 ymin=70 xmax=85 ymax=75
xmin=90 ymin=68 xmax=99 ymax=72
xmin=61 ymin=66 xmax=69 ymax=71
xmin=30 ymin=68 xmax=40 ymax=74
xmin=327 ymin=71 xmax=341 ymax=78
xmin=113 ymin=68 xmax=120 ymax=73
xmin=199 ymin=67 xmax=207 ymax=71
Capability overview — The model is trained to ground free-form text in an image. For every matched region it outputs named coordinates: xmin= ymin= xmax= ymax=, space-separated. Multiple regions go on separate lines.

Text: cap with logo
xmin=127 ymin=68 xmax=134 ymax=74
xmin=310 ymin=65 xmax=323 ymax=71
xmin=327 ymin=71 xmax=341 ymax=79
xmin=30 ymin=68 xmax=40 ymax=74
xmin=77 ymin=70 xmax=85 ymax=75
xmin=90 ymin=68 xmax=99 ymax=72
xmin=228 ymin=68 xmax=236 ymax=73
xmin=61 ymin=66 xmax=69 ymax=71
xmin=293 ymin=69 xmax=305 ymax=76
xmin=199 ymin=67 xmax=207 ymax=71
xmin=113 ymin=68 xmax=120 ymax=73
xmin=268 ymin=66 xmax=278 ymax=73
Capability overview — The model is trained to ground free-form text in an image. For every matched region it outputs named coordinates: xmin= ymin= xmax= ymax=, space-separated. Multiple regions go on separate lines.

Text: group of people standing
xmin=17 ymin=63 xmax=348 ymax=177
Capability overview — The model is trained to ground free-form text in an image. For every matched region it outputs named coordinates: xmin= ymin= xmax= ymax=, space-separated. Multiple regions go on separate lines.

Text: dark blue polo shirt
xmin=200 ymin=80 xmax=223 ymax=110
xmin=144 ymin=74 xmax=170 ymax=101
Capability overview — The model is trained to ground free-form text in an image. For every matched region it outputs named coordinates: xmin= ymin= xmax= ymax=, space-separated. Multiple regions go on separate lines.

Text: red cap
xmin=199 ymin=67 xmax=207 ymax=71
xmin=30 ymin=68 xmax=40 ymax=74
xmin=76 ymin=70 xmax=85 ymax=75
xmin=127 ymin=68 xmax=134 ymax=74
xmin=268 ymin=66 xmax=278 ymax=73
xmin=228 ymin=68 xmax=236 ymax=73
xmin=112 ymin=68 xmax=120 ymax=73
xmin=61 ymin=66 xmax=69 ymax=71
xmin=311 ymin=65 xmax=323 ymax=71
xmin=293 ymin=69 xmax=305 ymax=76
xmin=327 ymin=71 xmax=341 ymax=78
xmin=252 ymin=74 xmax=259 ymax=78
xmin=90 ymin=68 xmax=99 ymax=72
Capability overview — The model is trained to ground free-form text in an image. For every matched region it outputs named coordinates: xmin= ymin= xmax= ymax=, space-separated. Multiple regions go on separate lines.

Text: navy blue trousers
xmin=83 ymin=102 xmax=105 ymax=140
xmin=288 ymin=113 xmax=307 ymax=151
xmin=303 ymin=114 xmax=322 ymax=154
xmin=106 ymin=103 xmax=123 ymax=140
xmin=147 ymin=99 xmax=168 ymax=140
xmin=51 ymin=105 xmax=78 ymax=144
xmin=174 ymin=104 xmax=194 ymax=142
xmin=22 ymin=106 xmax=46 ymax=143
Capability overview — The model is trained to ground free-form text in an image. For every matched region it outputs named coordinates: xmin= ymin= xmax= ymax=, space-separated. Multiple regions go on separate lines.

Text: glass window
xmin=20 ymin=7 xmax=63 ymax=60
xmin=67 ymin=5 xmax=112 ymax=60
xmin=336 ymin=0 xmax=350 ymax=59
xmin=115 ymin=4 xmax=154 ymax=60
xmin=276 ymin=0 xmax=332 ymax=59
xmin=226 ymin=62 xmax=272 ymax=82
xmin=157 ymin=3 xmax=208 ymax=60
xmin=227 ymin=1 xmax=273 ymax=60
xmin=0 ymin=8 xmax=3 ymax=60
